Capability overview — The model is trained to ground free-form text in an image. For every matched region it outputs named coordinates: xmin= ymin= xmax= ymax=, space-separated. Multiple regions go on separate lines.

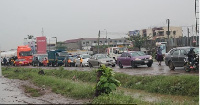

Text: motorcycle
xmin=184 ymin=54 xmax=199 ymax=72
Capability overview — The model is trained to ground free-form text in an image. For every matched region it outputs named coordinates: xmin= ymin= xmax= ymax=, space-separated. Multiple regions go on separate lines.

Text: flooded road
xmin=27 ymin=62 xmax=199 ymax=76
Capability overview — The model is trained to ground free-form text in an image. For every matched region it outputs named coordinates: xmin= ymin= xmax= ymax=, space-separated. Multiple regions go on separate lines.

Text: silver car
xmin=88 ymin=54 xmax=115 ymax=67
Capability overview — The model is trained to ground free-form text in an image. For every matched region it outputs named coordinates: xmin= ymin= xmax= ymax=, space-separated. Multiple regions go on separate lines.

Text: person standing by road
xmin=3 ymin=57 xmax=7 ymax=66
xmin=156 ymin=46 xmax=163 ymax=66
xmin=80 ymin=57 xmax=83 ymax=67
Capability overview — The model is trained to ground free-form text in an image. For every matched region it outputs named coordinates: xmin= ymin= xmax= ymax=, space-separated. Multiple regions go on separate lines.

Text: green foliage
xmin=96 ymin=65 xmax=121 ymax=95
xmin=115 ymin=73 xmax=199 ymax=97
xmin=2 ymin=67 xmax=199 ymax=99
xmin=127 ymin=35 xmax=149 ymax=51
xmin=23 ymin=85 xmax=42 ymax=97
xmin=92 ymin=92 xmax=146 ymax=104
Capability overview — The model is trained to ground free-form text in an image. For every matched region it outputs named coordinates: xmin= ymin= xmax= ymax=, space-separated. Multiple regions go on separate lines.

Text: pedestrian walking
xmin=156 ymin=46 xmax=163 ymax=66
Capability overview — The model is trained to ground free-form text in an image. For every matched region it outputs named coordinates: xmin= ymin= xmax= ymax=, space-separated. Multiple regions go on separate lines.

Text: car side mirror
xmin=128 ymin=55 xmax=131 ymax=58
xmin=95 ymin=58 xmax=98 ymax=60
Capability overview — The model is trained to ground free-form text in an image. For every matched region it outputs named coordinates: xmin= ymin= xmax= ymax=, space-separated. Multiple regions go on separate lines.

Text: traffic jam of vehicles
xmin=1 ymin=45 xmax=199 ymax=72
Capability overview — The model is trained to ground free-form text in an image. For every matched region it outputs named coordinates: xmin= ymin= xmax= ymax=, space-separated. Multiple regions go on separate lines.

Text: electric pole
xmin=187 ymin=28 xmax=190 ymax=46
xmin=166 ymin=19 xmax=170 ymax=39
xmin=98 ymin=30 xmax=100 ymax=54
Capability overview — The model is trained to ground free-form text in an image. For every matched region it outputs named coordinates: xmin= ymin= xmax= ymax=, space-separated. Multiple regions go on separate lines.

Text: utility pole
xmin=187 ymin=28 xmax=190 ymax=46
xmin=98 ymin=30 xmax=100 ymax=54
xmin=0 ymin=45 xmax=2 ymax=77
xmin=42 ymin=28 xmax=44 ymax=36
xmin=166 ymin=19 xmax=170 ymax=39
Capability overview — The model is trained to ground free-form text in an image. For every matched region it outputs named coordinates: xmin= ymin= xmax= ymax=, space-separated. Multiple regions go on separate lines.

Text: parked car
xmin=14 ymin=59 xmax=30 ymax=66
xmin=32 ymin=54 xmax=48 ymax=66
xmin=63 ymin=55 xmax=76 ymax=67
xmin=88 ymin=54 xmax=115 ymax=67
xmin=117 ymin=51 xmax=153 ymax=68
xmin=165 ymin=47 xmax=199 ymax=70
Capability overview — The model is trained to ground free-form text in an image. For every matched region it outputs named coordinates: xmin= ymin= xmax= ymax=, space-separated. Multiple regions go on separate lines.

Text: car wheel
xmin=89 ymin=62 xmax=93 ymax=68
xmin=184 ymin=63 xmax=190 ymax=72
xmin=112 ymin=64 xmax=115 ymax=67
xmin=131 ymin=61 xmax=137 ymax=68
xmin=81 ymin=64 xmax=84 ymax=67
xmin=169 ymin=61 xmax=175 ymax=70
xmin=37 ymin=63 xmax=40 ymax=67
xmin=118 ymin=62 xmax=123 ymax=68
xmin=15 ymin=64 xmax=17 ymax=66
xmin=147 ymin=63 xmax=152 ymax=67
xmin=32 ymin=62 xmax=35 ymax=66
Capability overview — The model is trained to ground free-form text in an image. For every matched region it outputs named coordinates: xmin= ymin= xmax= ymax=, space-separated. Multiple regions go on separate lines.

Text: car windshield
xmin=58 ymin=52 xmax=68 ymax=56
xmin=19 ymin=51 xmax=32 ymax=56
xmin=186 ymin=48 xmax=199 ymax=54
xmin=82 ymin=55 xmax=91 ymax=58
xmin=136 ymin=51 xmax=146 ymax=56
xmin=130 ymin=52 xmax=140 ymax=57
xmin=97 ymin=54 xmax=109 ymax=59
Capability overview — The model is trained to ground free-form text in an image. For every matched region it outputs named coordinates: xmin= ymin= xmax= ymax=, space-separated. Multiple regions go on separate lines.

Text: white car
xmin=75 ymin=54 xmax=91 ymax=67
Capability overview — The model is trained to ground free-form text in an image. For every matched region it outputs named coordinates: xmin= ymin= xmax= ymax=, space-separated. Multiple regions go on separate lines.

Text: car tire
xmin=118 ymin=62 xmax=123 ymax=68
xmin=131 ymin=61 xmax=137 ymax=68
xmin=89 ymin=62 xmax=93 ymax=68
xmin=147 ymin=63 xmax=152 ymax=67
xmin=37 ymin=63 xmax=40 ymax=67
xmin=112 ymin=64 xmax=115 ymax=67
xmin=169 ymin=61 xmax=175 ymax=70
xmin=184 ymin=63 xmax=190 ymax=72
xmin=14 ymin=64 xmax=17 ymax=66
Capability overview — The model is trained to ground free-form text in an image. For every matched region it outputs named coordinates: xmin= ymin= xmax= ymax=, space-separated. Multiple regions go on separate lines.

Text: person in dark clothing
xmin=156 ymin=46 xmax=163 ymax=66
xmin=3 ymin=57 xmax=7 ymax=66
xmin=187 ymin=48 xmax=196 ymax=67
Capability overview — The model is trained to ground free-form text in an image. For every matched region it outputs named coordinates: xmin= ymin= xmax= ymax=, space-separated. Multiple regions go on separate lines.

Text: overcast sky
xmin=0 ymin=0 xmax=196 ymax=51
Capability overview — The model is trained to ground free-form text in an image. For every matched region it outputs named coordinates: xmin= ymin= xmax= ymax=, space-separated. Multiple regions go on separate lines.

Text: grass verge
xmin=2 ymin=67 xmax=199 ymax=104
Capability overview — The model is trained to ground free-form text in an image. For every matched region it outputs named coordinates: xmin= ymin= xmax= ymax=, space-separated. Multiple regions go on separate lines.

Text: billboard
xmin=36 ymin=36 xmax=47 ymax=54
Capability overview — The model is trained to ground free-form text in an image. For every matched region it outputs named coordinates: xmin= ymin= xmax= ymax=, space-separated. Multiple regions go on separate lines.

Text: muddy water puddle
xmin=0 ymin=77 xmax=89 ymax=104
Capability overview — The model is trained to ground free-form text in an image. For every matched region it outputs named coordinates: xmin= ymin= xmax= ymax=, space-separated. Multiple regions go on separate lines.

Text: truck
xmin=17 ymin=45 xmax=33 ymax=64
xmin=48 ymin=50 xmax=68 ymax=66
xmin=106 ymin=47 xmax=127 ymax=61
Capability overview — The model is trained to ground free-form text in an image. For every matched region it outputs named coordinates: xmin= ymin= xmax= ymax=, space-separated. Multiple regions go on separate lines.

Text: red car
xmin=14 ymin=59 xmax=30 ymax=66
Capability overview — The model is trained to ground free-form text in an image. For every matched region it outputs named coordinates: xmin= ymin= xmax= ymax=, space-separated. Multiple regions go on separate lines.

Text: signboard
xmin=36 ymin=36 xmax=47 ymax=54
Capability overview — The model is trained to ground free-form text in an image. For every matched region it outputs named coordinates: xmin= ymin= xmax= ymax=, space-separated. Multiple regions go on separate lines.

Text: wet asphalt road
xmin=24 ymin=62 xmax=199 ymax=76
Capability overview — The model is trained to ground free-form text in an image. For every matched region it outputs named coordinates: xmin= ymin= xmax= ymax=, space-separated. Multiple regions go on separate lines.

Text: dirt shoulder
xmin=0 ymin=77 xmax=90 ymax=104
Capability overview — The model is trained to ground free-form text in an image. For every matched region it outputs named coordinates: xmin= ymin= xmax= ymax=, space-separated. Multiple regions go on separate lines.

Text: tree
xmin=55 ymin=42 xmax=67 ymax=50
xmin=127 ymin=35 xmax=149 ymax=51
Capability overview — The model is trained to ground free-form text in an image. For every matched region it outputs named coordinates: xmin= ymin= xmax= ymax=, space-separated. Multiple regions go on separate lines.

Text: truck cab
xmin=48 ymin=50 xmax=68 ymax=66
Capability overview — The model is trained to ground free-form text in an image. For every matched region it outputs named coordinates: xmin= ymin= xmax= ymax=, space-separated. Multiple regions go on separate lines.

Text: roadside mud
xmin=0 ymin=77 xmax=90 ymax=104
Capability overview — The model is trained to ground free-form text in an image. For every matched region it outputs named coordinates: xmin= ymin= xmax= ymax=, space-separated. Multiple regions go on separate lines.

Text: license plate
xmin=144 ymin=61 xmax=148 ymax=63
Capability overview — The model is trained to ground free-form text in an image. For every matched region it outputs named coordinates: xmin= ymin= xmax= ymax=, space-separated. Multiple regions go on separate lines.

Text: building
xmin=64 ymin=38 xmax=130 ymax=51
xmin=139 ymin=26 xmax=182 ymax=40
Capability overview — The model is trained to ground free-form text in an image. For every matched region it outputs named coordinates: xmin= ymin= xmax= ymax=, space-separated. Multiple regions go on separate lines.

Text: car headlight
xmin=135 ymin=58 xmax=141 ymax=60
xmin=149 ymin=56 xmax=152 ymax=60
